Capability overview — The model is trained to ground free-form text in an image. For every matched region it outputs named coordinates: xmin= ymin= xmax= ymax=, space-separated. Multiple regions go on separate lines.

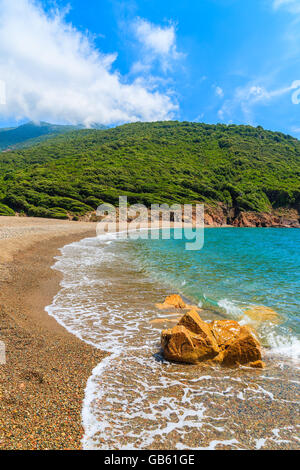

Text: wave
xmin=266 ymin=333 xmax=300 ymax=361
xmin=44 ymin=231 xmax=300 ymax=450
xmin=215 ymin=298 xmax=300 ymax=360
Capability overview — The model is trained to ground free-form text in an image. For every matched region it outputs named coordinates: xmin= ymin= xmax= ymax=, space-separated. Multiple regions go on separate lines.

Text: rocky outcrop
xmin=161 ymin=311 xmax=220 ymax=364
xmin=195 ymin=203 xmax=300 ymax=228
xmin=156 ymin=294 xmax=187 ymax=309
xmin=218 ymin=325 xmax=262 ymax=367
xmin=249 ymin=360 xmax=265 ymax=369
xmin=156 ymin=294 xmax=201 ymax=311
xmin=203 ymin=204 xmax=229 ymax=227
xmin=232 ymin=210 xmax=300 ymax=228
xmin=161 ymin=310 xmax=263 ymax=368
xmin=87 ymin=203 xmax=299 ymax=227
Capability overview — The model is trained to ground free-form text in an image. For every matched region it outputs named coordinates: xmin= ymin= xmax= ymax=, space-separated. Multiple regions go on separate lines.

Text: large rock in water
xmin=210 ymin=320 xmax=242 ymax=346
xmin=161 ymin=326 xmax=219 ymax=364
xmin=210 ymin=320 xmax=262 ymax=366
xmin=161 ymin=310 xmax=263 ymax=367
xmin=162 ymin=310 xmax=219 ymax=364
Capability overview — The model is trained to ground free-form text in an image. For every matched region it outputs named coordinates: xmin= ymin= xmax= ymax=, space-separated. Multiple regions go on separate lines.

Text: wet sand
xmin=0 ymin=217 xmax=105 ymax=450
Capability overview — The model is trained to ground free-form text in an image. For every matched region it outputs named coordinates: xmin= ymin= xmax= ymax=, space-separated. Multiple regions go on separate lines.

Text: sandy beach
xmin=0 ymin=217 xmax=105 ymax=450
xmin=0 ymin=216 xmax=212 ymax=449
xmin=0 ymin=217 xmax=299 ymax=450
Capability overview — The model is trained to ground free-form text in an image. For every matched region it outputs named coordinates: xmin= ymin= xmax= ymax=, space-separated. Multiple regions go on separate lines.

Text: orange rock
xmin=210 ymin=320 xmax=263 ymax=367
xmin=221 ymin=326 xmax=262 ymax=367
xmin=164 ymin=294 xmax=186 ymax=308
xmin=161 ymin=313 xmax=263 ymax=368
xmin=210 ymin=320 xmax=242 ymax=346
xmin=179 ymin=310 xmax=219 ymax=349
xmin=179 ymin=309 xmax=205 ymax=334
xmin=161 ymin=323 xmax=219 ymax=364
xmin=243 ymin=306 xmax=282 ymax=325
xmin=249 ymin=360 xmax=265 ymax=369
xmin=211 ymin=350 xmax=225 ymax=365
xmin=156 ymin=294 xmax=187 ymax=310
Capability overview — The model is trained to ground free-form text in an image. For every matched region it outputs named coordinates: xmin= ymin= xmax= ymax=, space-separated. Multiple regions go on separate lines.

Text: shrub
xmin=0 ymin=203 xmax=15 ymax=216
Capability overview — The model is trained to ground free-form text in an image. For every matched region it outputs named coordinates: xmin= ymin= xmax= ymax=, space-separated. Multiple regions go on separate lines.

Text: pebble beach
xmin=0 ymin=217 xmax=105 ymax=450
xmin=0 ymin=217 xmax=299 ymax=450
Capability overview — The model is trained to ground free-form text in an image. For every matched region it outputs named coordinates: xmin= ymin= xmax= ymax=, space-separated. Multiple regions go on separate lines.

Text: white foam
xmin=266 ymin=332 xmax=300 ymax=361
xmin=44 ymin=233 xmax=300 ymax=450
xmin=255 ymin=438 xmax=266 ymax=450
xmin=218 ymin=298 xmax=244 ymax=318
xmin=82 ymin=353 xmax=120 ymax=450
xmin=217 ymin=299 xmax=300 ymax=361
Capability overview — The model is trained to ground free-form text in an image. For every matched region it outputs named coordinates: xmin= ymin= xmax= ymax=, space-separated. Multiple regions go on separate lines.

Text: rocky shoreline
xmin=79 ymin=204 xmax=300 ymax=228
xmin=6 ymin=204 xmax=300 ymax=228
xmin=203 ymin=205 xmax=300 ymax=228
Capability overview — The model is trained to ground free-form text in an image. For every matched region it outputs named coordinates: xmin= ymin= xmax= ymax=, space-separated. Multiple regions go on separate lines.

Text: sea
xmin=45 ymin=228 xmax=300 ymax=450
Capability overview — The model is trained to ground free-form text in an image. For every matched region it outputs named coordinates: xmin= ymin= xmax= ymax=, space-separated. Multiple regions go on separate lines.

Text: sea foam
xmin=45 ymin=232 xmax=300 ymax=450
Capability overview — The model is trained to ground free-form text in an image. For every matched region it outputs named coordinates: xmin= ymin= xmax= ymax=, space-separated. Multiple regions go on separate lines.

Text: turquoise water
xmin=47 ymin=228 xmax=300 ymax=449
xmin=128 ymin=228 xmax=300 ymax=355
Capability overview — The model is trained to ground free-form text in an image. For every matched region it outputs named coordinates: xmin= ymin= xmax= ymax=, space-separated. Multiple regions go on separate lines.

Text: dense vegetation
xmin=0 ymin=121 xmax=299 ymax=219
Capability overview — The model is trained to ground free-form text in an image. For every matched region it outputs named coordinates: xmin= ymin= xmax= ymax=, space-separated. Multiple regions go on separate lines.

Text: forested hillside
xmin=0 ymin=121 xmax=106 ymax=151
xmin=0 ymin=121 xmax=299 ymax=221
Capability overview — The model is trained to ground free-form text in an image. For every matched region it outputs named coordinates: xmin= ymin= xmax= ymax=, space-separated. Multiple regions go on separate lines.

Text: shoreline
xmin=0 ymin=217 xmax=299 ymax=449
xmin=51 ymin=230 xmax=300 ymax=450
xmin=0 ymin=218 xmax=105 ymax=449
xmin=0 ymin=218 xmax=267 ymax=450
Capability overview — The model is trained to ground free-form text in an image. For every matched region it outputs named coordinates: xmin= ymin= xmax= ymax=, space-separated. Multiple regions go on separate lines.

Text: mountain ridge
xmin=0 ymin=121 xmax=299 ymax=225
xmin=0 ymin=121 xmax=107 ymax=151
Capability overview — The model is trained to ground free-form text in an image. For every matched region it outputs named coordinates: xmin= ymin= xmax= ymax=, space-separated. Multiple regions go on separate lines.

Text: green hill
xmin=0 ymin=121 xmax=299 ymax=220
xmin=0 ymin=121 xmax=106 ymax=151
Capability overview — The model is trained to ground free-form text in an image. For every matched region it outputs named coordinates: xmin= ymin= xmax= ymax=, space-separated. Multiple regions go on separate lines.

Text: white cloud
xmin=132 ymin=18 xmax=183 ymax=73
xmin=134 ymin=18 xmax=176 ymax=55
xmin=291 ymin=126 xmax=300 ymax=134
xmin=272 ymin=0 xmax=300 ymax=55
xmin=217 ymin=82 xmax=293 ymax=124
xmin=0 ymin=80 xmax=6 ymax=105
xmin=194 ymin=112 xmax=205 ymax=122
xmin=291 ymin=80 xmax=300 ymax=103
xmin=0 ymin=0 xmax=177 ymax=126
xmin=215 ymin=86 xmax=224 ymax=98
xmin=273 ymin=0 xmax=300 ymax=14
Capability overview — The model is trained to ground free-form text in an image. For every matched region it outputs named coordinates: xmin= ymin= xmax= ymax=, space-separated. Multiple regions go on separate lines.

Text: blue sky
xmin=0 ymin=0 xmax=299 ymax=136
